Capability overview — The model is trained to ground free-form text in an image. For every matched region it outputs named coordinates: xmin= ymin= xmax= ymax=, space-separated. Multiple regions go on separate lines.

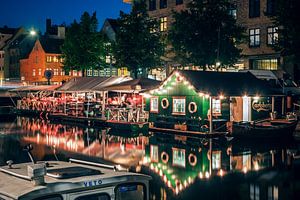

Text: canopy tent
xmin=102 ymin=78 xmax=161 ymax=93
xmin=55 ymin=76 xmax=132 ymax=92
xmin=176 ymin=70 xmax=283 ymax=97
xmin=9 ymin=85 xmax=59 ymax=93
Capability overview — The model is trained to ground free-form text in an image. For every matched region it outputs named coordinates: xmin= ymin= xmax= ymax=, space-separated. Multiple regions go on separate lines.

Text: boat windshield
xmin=115 ymin=183 xmax=145 ymax=200
xmin=74 ymin=193 xmax=110 ymax=200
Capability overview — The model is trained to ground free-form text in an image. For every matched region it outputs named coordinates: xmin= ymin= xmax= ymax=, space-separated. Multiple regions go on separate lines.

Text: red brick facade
xmin=20 ymin=40 xmax=76 ymax=85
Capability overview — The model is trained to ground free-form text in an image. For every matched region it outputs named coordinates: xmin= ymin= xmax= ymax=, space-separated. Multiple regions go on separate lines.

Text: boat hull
xmin=231 ymin=120 xmax=298 ymax=140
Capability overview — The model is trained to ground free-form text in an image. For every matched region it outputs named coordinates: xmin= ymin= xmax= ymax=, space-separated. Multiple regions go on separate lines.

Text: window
xmin=87 ymin=69 xmax=93 ymax=76
xmin=94 ymin=70 xmax=99 ymax=76
xmin=75 ymin=193 xmax=110 ymax=200
xmin=250 ymin=184 xmax=260 ymax=200
xmin=61 ymin=69 xmax=65 ymax=76
xmin=32 ymin=69 xmax=36 ymax=76
xmin=150 ymin=145 xmax=159 ymax=162
xmin=249 ymin=0 xmax=260 ymax=18
xmin=53 ymin=56 xmax=58 ymax=62
xmin=116 ymin=184 xmax=145 ymax=200
xmin=160 ymin=0 xmax=167 ymax=9
xmin=54 ymin=68 xmax=59 ymax=76
xmin=38 ymin=68 xmax=42 ymax=76
xmin=160 ymin=17 xmax=168 ymax=32
xmin=46 ymin=56 xmax=52 ymax=62
xmin=149 ymin=0 xmax=156 ymax=11
xmin=172 ymin=148 xmax=186 ymax=168
xmin=266 ymin=0 xmax=275 ymax=15
xmin=268 ymin=186 xmax=278 ymax=200
xmin=251 ymin=59 xmax=278 ymax=70
xmin=150 ymin=97 xmax=159 ymax=113
xmin=212 ymin=99 xmax=221 ymax=115
xmin=267 ymin=27 xmax=278 ymax=45
xmin=212 ymin=151 xmax=221 ymax=169
xmin=172 ymin=97 xmax=185 ymax=115
xmin=229 ymin=7 xmax=237 ymax=19
xmin=249 ymin=28 xmax=260 ymax=47
xmin=73 ymin=70 xmax=78 ymax=76
xmin=176 ymin=0 xmax=183 ymax=5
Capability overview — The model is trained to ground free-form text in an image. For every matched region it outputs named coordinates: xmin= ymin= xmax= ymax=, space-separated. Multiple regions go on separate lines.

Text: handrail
xmin=69 ymin=158 xmax=118 ymax=171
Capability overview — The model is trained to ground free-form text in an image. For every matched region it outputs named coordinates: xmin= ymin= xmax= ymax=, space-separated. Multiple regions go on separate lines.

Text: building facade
xmin=19 ymin=38 xmax=76 ymax=85
xmin=124 ymin=0 xmax=289 ymax=76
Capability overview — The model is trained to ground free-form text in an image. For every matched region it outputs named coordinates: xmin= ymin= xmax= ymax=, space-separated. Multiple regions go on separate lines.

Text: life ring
xmin=161 ymin=151 xmax=169 ymax=164
xmin=188 ymin=102 xmax=197 ymax=113
xmin=188 ymin=153 xmax=197 ymax=166
xmin=161 ymin=98 xmax=169 ymax=109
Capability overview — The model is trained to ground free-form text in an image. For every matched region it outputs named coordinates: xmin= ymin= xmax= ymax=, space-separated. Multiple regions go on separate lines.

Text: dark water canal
xmin=1 ymin=116 xmax=300 ymax=200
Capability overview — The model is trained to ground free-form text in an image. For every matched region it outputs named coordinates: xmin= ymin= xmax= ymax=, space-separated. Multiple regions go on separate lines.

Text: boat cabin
xmin=0 ymin=159 xmax=151 ymax=200
xmin=144 ymin=70 xmax=284 ymax=132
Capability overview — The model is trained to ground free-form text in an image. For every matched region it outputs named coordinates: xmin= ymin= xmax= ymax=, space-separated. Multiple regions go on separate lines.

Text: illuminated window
xmin=87 ymin=69 xmax=93 ymax=76
xmin=60 ymin=57 xmax=63 ymax=63
xmin=54 ymin=69 xmax=59 ymax=76
xmin=251 ymin=59 xmax=278 ymax=70
xmin=250 ymin=184 xmax=260 ymax=200
xmin=249 ymin=0 xmax=260 ymax=18
xmin=93 ymin=70 xmax=99 ymax=77
xmin=53 ymin=56 xmax=59 ymax=63
xmin=212 ymin=99 xmax=221 ymax=115
xmin=46 ymin=56 xmax=52 ymax=62
xmin=160 ymin=17 xmax=167 ymax=32
xmin=38 ymin=68 xmax=42 ymax=76
xmin=160 ymin=0 xmax=167 ymax=9
xmin=229 ymin=6 xmax=237 ymax=19
xmin=149 ymin=0 xmax=156 ymax=11
xmin=150 ymin=97 xmax=159 ymax=113
xmin=172 ymin=148 xmax=186 ymax=168
xmin=268 ymin=186 xmax=278 ymax=200
xmin=176 ymin=0 xmax=183 ymax=5
xmin=172 ymin=97 xmax=185 ymax=115
xmin=267 ymin=27 xmax=278 ymax=45
xmin=32 ymin=69 xmax=36 ymax=76
xmin=150 ymin=145 xmax=159 ymax=162
xmin=212 ymin=151 xmax=221 ymax=169
xmin=249 ymin=28 xmax=260 ymax=47
xmin=60 ymin=69 xmax=65 ymax=76
xmin=73 ymin=70 xmax=78 ymax=76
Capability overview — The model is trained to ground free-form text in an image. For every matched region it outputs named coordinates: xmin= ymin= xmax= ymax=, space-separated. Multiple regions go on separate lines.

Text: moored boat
xmin=0 ymin=158 xmax=151 ymax=200
xmin=231 ymin=118 xmax=298 ymax=139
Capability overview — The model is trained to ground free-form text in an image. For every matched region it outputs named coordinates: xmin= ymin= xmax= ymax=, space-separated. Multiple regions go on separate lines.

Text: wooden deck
xmin=149 ymin=127 xmax=227 ymax=138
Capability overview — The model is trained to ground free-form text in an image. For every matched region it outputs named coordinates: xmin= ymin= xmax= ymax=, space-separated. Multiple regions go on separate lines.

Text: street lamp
xmin=30 ymin=30 xmax=36 ymax=36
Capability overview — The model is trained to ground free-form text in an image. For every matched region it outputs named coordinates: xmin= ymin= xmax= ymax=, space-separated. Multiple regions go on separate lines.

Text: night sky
xmin=0 ymin=0 xmax=131 ymax=33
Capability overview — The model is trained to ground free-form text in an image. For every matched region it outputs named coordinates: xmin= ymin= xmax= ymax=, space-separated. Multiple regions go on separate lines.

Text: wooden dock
xmin=149 ymin=127 xmax=227 ymax=138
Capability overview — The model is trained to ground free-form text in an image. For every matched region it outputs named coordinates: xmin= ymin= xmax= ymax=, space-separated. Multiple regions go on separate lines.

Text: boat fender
xmin=161 ymin=152 xmax=169 ymax=163
xmin=161 ymin=98 xmax=169 ymax=109
xmin=188 ymin=102 xmax=197 ymax=114
xmin=188 ymin=153 xmax=197 ymax=166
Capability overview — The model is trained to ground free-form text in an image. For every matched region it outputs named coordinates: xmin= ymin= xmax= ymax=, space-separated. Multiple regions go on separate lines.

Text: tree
xmin=273 ymin=0 xmax=300 ymax=62
xmin=113 ymin=1 xmax=164 ymax=78
xmin=61 ymin=12 xmax=107 ymax=76
xmin=168 ymin=0 xmax=245 ymax=70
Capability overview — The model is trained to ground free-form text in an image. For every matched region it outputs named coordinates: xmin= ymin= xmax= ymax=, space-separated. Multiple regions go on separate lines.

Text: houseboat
xmin=0 ymin=158 xmax=151 ymax=200
xmin=144 ymin=70 xmax=285 ymax=136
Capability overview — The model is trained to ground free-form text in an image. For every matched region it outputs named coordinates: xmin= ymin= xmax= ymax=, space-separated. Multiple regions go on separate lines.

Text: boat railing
xmin=69 ymin=158 xmax=123 ymax=171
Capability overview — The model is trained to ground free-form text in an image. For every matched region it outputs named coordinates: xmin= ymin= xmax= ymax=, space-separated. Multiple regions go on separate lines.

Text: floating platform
xmin=149 ymin=127 xmax=227 ymax=138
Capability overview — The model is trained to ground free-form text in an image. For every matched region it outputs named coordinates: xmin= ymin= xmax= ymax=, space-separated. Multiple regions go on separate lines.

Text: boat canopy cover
xmin=176 ymin=70 xmax=283 ymax=96
xmin=56 ymin=76 xmax=132 ymax=92
xmin=102 ymin=78 xmax=161 ymax=93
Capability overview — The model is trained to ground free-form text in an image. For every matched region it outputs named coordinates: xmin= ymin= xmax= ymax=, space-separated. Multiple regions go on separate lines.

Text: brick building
xmin=20 ymin=37 xmax=77 ymax=85
xmin=124 ymin=0 xmax=291 ymax=77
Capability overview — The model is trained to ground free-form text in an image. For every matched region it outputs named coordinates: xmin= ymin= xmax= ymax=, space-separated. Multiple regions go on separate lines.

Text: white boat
xmin=0 ymin=158 xmax=151 ymax=200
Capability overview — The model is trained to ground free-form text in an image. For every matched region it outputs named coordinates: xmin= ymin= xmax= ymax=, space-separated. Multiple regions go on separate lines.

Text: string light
xmin=205 ymin=94 xmax=210 ymax=99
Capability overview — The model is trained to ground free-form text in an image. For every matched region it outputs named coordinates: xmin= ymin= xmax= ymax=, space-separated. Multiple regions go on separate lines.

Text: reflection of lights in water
xmin=198 ymin=172 xmax=203 ymax=179
xmin=243 ymin=167 xmax=248 ymax=174
xmin=175 ymin=187 xmax=179 ymax=195
xmin=219 ymin=169 xmax=224 ymax=177
xmin=167 ymin=169 xmax=173 ymax=174
xmin=37 ymin=133 xmax=40 ymax=144
xmin=184 ymin=180 xmax=187 ymax=188
xmin=150 ymin=163 xmax=154 ymax=170
xmin=254 ymin=163 xmax=259 ymax=171
xmin=179 ymin=184 xmax=183 ymax=191
xmin=188 ymin=176 xmax=192 ymax=184
xmin=168 ymin=180 xmax=171 ymax=188
xmin=171 ymin=175 xmax=176 ymax=179
xmin=163 ymin=175 xmax=167 ymax=183
xmin=159 ymin=169 xmax=163 ymax=176
xmin=205 ymin=171 xmax=210 ymax=179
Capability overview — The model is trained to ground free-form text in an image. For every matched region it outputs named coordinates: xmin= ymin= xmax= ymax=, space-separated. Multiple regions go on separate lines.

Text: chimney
xmin=46 ymin=19 xmax=52 ymax=34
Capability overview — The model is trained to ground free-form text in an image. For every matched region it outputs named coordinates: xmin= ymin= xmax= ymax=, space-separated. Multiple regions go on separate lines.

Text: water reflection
xmin=1 ymin=116 xmax=300 ymax=200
